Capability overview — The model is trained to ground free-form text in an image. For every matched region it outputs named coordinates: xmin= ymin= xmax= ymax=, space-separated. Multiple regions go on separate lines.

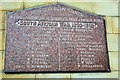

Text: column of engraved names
xmin=58 ymin=22 xmax=79 ymax=71
xmin=27 ymin=25 xmax=59 ymax=71
xmin=74 ymin=20 xmax=106 ymax=71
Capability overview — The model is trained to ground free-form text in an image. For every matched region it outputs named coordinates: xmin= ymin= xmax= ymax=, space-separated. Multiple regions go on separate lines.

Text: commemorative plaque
xmin=5 ymin=3 xmax=110 ymax=72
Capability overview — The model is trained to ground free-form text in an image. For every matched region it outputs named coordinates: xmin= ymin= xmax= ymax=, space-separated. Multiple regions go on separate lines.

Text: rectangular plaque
xmin=5 ymin=3 xmax=110 ymax=73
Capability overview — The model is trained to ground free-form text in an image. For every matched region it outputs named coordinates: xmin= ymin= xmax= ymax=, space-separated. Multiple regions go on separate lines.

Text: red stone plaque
xmin=5 ymin=3 xmax=110 ymax=73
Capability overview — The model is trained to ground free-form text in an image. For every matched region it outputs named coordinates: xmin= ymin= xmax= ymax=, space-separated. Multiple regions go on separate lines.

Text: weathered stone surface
xmin=0 ymin=51 xmax=3 ymax=79
xmin=0 ymin=11 xmax=6 ymax=30
xmin=92 ymin=2 xmax=118 ymax=16
xmin=5 ymin=3 xmax=110 ymax=72
xmin=107 ymin=34 xmax=118 ymax=51
xmin=0 ymin=31 xmax=3 ymax=50
xmin=0 ymin=30 xmax=5 ymax=51
xmin=36 ymin=73 xmax=70 ymax=78
xmin=0 ymin=51 xmax=2 ymax=73
xmin=2 ymin=30 xmax=6 ymax=51
xmin=0 ymin=1 xmax=23 ymax=10
xmin=24 ymin=0 xmax=57 ymax=2
xmin=24 ymin=2 xmax=56 ymax=9
xmin=109 ymin=52 xmax=118 ymax=71
xmin=92 ymin=0 xmax=119 ymax=2
xmin=2 ymin=73 xmax=36 ymax=78
xmin=70 ymin=71 xmax=118 ymax=78
xmin=106 ymin=17 xmax=119 ymax=33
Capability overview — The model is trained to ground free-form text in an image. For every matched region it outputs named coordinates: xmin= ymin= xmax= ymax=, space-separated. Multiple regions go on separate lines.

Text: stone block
xmin=36 ymin=73 xmax=70 ymax=78
xmin=0 ymin=1 xmax=23 ymax=11
xmin=106 ymin=17 xmax=119 ymax=34
xmin=107 ymin=34 xmax=118 ymax=51
xmin=70 ymin=71 xmax=118 ymax=78
xmin=92 ymin=2 xmax=118 ymax=16
xmin=0 ymin=11 xmax=6 ymax=30
xmin=24 ymin=0 xmax=56 ymax=9
xmin=109 ymin=52 xmax=118 ymax=71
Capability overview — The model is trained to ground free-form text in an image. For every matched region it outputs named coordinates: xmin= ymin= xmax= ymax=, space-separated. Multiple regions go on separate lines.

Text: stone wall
xmin=0 ymin=0 xmax=119 ymax=79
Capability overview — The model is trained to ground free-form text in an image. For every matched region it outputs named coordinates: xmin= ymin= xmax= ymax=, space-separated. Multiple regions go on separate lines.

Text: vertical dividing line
xmin=58 ymin=29 xmax=61 ymax=71
xmin=58 ymin=40 xmax=60 ymax=70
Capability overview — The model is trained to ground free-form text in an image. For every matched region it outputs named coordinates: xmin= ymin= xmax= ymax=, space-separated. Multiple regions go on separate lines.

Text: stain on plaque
xmin=5 ymin=3 xmax=110 ymax=73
